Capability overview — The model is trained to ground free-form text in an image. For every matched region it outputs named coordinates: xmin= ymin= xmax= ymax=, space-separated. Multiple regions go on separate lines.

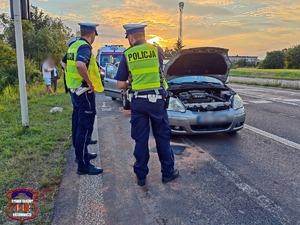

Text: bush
xmin=0 ymin=39 xmax=42 ymax=93
xmin=285 ymin=45 xmax=300 ymax=69
xmin=25 ymin=60 xmax=42 ymax=84
xmin=259 ymin=50 xmax=285 ymax=69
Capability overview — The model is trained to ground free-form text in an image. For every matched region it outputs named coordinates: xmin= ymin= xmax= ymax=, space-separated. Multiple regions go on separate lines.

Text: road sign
xmin=10 ymin=0 xmax=30 ymax=20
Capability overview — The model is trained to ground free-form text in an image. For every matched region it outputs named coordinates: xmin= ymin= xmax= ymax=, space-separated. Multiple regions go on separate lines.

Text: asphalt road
xmin=53 ymin=84 xmax=300 ymax=225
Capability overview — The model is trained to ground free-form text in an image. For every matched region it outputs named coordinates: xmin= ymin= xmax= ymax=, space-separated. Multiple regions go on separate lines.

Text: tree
xmin=173 ymin=39 xmax=185 ymax=53
xmin=164 ymin=47 xmax=177 ymax=59
xmin=0 ymin=6 xmax=70 ymax=92
xmin=258 ymin=50 xmax=285 ymax=69
xmin=0 ymin=6 xmax=71 ymax=65
xmin=0 ymin=40 xmax=40 ymax=93
xmin=285 ymin=45 xmax=300 ymax=69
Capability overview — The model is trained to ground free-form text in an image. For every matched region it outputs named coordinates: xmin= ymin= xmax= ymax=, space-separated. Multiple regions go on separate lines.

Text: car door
xmin=103 ymin=64 xmax=122 ymax=99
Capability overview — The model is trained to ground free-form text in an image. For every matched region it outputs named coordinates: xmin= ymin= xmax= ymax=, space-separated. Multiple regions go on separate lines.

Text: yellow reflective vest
xmin=66 ymin=40 xmax=104 ymax=92
xmin=124 ymin=43 xmax=164 ymax=91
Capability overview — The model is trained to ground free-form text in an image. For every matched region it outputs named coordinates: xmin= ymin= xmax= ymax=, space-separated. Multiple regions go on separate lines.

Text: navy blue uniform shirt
xmin=62 ymin=38 xmax=92 ymax=67
xmin=114 ymin=40 xmax=164 ymax=82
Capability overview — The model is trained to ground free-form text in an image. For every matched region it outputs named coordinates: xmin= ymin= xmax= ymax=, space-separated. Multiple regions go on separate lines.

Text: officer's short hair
xmin=80 ymin=28 xmax=95 ymax=37
xmin=130 ymin=32 xmax=145 ymax=39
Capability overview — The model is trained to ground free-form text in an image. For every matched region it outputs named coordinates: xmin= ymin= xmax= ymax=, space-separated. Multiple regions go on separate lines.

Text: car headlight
xmin=233 ymin=94 xmax=244 ymax=110
xmin=168 ymin=97 xmax=186 ymax=113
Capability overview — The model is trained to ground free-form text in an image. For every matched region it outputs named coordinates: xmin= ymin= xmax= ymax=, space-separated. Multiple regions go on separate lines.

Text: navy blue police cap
xmin=123 ymin=24 xmax=147 ymax=38
xmin=78 ymin=22 xmax=99 ymax=36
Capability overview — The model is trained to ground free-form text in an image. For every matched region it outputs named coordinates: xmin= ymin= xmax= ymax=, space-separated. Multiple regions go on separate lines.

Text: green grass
xmin=0 ymin=80 xmax=72 ymax=224
xmin=230 ymin=68 xmax=300 ymax=80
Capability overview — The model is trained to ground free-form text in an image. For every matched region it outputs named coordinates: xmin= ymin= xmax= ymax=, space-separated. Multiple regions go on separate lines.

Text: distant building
xmin=229 ymin=55 xmax=259 ymax=67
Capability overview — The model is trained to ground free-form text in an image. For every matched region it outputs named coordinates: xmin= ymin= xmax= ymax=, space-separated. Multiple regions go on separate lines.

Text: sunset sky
xmin=1 ymin=0 xmax=300 ymax=58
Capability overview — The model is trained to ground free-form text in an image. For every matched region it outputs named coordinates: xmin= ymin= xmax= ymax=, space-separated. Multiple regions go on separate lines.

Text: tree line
xmin=0 ymin=6 xmax=71 ymax=93
xmin=259 ymin=45 xmax=300 ymax=69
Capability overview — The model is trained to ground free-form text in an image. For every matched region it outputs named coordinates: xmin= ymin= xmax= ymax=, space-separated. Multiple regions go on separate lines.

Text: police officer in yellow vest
xmin=115 ymin=24 xmax=179 ymax=186
xmin=65 ymin=22 xmax=104 ymax=175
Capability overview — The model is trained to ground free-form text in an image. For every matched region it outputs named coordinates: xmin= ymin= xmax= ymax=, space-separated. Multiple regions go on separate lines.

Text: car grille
xmin=191 ymin=123 xmax=231 ymax=132
xmin=187 ymin=105 xmax=230 ymax=112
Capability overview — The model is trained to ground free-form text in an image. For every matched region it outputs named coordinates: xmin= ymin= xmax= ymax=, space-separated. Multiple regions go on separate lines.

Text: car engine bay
xmin=168 ymin=88 xmax=234 ymax=112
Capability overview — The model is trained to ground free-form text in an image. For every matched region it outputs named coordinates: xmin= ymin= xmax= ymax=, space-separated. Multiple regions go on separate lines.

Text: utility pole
xmin=13 ymin=0 xmax=29 ymax=127
xmin=178 ymin=2 xmax=184 ymax=47
xmin=174 ymin=2 xmax=185 ymax=53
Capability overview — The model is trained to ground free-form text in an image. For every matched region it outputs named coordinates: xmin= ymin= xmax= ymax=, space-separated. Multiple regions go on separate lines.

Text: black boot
xmin=77 ymin=164 xmax=103 ymax=175
xmin=88 ymin=152 xmax=97 ymax=160
xmin=162 ymin=169 xmax=179 ymax=183
xmin=137 ymin=178 xmax=146 ymax=186
xmin=75 ymin=152 xmax=97 ymax=163
xmin=89 ymin=139 xmax=98 ymax=145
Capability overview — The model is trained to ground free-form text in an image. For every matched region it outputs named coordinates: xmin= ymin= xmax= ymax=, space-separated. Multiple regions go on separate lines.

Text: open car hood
xmin=164 ymin=47 xmax=231 ymax=84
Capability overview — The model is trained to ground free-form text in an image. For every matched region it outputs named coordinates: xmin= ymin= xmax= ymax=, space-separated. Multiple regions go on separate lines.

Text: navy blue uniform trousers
xmin=71 ymin=91 xmax=96 ymax=169
xmin=130 ymin=94 xmax=175 ymax=179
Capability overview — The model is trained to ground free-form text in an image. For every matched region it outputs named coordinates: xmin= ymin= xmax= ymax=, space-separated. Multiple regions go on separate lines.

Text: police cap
xmin=66 ymin=36 xmax=78 ymax=47
xmin=78 ymin=22 xmax=99 ymax=36
xmin=123 ymin=24 xmax=147 ymax=38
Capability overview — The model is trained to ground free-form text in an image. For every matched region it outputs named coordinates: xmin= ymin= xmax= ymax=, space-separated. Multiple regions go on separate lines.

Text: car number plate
xmin=197 ymin=114 xmax=228 ymax=124
xmin=197 ymin=116 xmax=201 ymax=124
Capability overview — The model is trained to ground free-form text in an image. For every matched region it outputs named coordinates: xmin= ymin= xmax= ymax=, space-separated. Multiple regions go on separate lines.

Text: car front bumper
xmin=168 ymin=108 xmax=246 ymax=134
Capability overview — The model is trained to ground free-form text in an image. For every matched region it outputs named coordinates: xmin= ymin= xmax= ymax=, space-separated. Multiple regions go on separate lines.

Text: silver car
xmin=103 ymin=47 xmax=246 ymax=134
xmin=103 ymin=62 xmax=131 ymax=109
xmin=165 ymin=47 xmax=245 ymax=134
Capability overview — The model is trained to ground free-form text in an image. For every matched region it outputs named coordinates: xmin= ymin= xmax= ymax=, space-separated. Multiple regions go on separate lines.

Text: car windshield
xmin=169 ymin=76 xmax=223 ymax=85
xmin=100 ymin=54 xmax=123 ymax=67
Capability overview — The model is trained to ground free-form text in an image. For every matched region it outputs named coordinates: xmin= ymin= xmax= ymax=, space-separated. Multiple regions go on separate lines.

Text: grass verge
xmin=230 ymin=68 xmax=300 ymax=80
xmin=0 ymin=80 xmax=72 ymax=224
xmin=230 ymin=80 xmax=300 ymax=90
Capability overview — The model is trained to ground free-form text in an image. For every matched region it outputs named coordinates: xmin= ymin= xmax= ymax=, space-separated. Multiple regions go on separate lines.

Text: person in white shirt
xmin=42 ymin=57 xmax=55 ymax=94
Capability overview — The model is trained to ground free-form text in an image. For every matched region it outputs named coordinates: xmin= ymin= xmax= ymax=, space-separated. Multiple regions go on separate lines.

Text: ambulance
xmin=96 ymin=45 xmax=126 ymax=79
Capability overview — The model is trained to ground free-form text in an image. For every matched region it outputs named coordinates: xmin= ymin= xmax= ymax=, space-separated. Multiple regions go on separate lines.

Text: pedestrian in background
xmin=42 ymin=56 xmax=55 ymax=94
xmin=115 ymin=24 xmax=179 ymax=186
xmin=50 ymin=58 xmax=59 ymax=93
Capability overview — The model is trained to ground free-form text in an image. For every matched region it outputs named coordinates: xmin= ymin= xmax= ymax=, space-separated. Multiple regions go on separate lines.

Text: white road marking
xmin=182 ymin=138 xmax=290 ymax=225
xmin=245 ymin=124 xmax=300 ymax=151
xmin=249 ymin=100 xmax=272 ymax=104
xmin=230 ymin=84 xmax=300 ymax=95
xmin=282 ymin=102 xmax=298 ymax=106
xmin=101 ymin=108 xmax=112 ymax=111
xmin=102 ymin=102 xmax=106 ymax=108
xmin=282 ymin=99 xmax=300 ymax=102
xmin=240 ymin=93 xmax=300 ymax=107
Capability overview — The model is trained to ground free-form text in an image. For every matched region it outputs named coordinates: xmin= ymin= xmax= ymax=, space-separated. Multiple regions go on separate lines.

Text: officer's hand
xmin=87 ymin=82 xmax=95 ymax=93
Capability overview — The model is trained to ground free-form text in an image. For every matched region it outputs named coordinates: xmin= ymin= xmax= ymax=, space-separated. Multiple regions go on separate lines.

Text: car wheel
xmin=111 ymin=97 xmax=117 ymax=101
xmin=228 ymin=130 xmax=238 ymax=134
xmin=122 ymin=94 xmax=130 ymax=110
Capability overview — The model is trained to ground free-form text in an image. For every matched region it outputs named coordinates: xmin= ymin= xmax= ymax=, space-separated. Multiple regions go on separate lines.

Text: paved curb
xmin=52 ymin=114 xmax=104 ymax=225
xmin=75 ymin=118 xmax=105 ymax=225
xmin=229 ymin=76 xmax=300 ymax=89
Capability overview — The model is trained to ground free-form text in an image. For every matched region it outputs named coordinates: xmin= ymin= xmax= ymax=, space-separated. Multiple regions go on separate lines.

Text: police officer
xmin=115 ymin=24 xmax=179 ymax=186
xmin=63 ymin=23 xmax=104 ymax=175
xmin=61 ymin=37 xmax=98 ymax=145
